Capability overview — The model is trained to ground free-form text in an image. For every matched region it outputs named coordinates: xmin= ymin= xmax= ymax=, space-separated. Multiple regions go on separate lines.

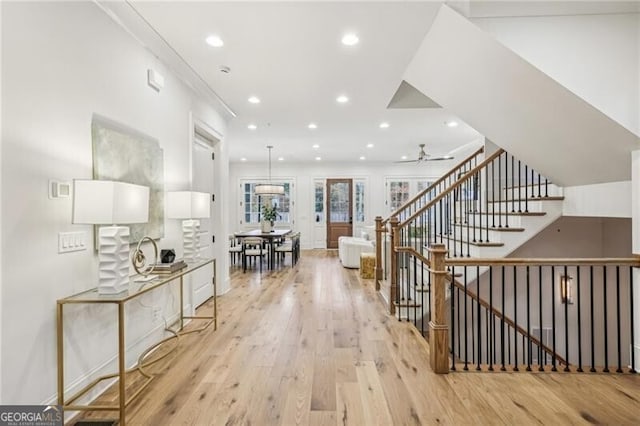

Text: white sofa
xmin=338 ymin=236 xmax=374 ymax=268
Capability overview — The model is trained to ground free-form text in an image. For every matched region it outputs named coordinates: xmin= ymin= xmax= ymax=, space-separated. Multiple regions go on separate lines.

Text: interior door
xmin=192 ymin=132 xmax=215 ymax=308
xmin=326 ymin=178 xmax=352 ymax=249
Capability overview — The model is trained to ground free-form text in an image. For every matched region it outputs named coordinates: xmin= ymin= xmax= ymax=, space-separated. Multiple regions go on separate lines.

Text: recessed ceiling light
xmin=247 ymin=124 xmax=257 ymax=130
xmin=312 ymin=144 xmax=320 ymax=149
xmin=366 ymin=143 xmax=374 ymax=148
xmin=315 ymin=156 xmax=322 ymax=161
xmin=401 ymin=155 xmax=407 ymax=160
xmin=240 ymin=157 xmax=247 ymax=162
xmin=278 ymin=157 xmax=284 ymax=161
xmin=446 ymin=120 xmax=459 ymax=128
xmin=379 ymin=122 xmax=390 ymax=129
xmin=341 ymin=33 xmax=359 ymax=46
xmin=308 ymin=123 xmax=317 ymax=129
xmin=205 ymin=35 xmax=224 ymax=47
xmin=359 ymin=156 xmax=366 ymax=160
xmin=336 ymin=95 xmax=349 ymax=104
xmin=248 ymin=96 xmax=260 ymax=104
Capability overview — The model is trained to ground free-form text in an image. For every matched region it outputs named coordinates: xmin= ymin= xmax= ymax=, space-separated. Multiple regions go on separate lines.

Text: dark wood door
xmin=326 ymin=178 xmax=352 ymax=249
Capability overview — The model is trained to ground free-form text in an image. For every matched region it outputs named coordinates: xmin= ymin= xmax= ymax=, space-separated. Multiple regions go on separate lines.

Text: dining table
xmin=234 ymin=228 xmax=292 ymax=270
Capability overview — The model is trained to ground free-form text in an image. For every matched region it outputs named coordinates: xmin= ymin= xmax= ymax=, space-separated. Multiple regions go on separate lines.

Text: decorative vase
xmin=261 ymin=220 xmax=273 ymax=233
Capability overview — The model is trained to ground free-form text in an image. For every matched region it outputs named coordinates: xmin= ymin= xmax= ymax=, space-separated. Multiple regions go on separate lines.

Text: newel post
xmin=428 ymin=243 xmax=449 ymax=374
xmin=389 ymin=216 xmax=399 ymax=316
xmin=375 ymin=216 xmax=383 ymax=289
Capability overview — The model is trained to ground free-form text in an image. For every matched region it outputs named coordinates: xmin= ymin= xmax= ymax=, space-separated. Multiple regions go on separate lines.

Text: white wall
xmin=474 ymin=12 xmax=639 ymax=219
xmin=1 ymin=2 xmax=228 ymax=405
xmin=473 ymin=12 xmax=639 ymax=136
xmin=563 ymin=181 xmax=632 ymax=218
xmin=229 ymin=160 xmax=459 ymax=249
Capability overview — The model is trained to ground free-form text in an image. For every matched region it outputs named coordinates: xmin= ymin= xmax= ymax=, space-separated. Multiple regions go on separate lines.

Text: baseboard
xmin=630 ymin=343 xmax=640 ymax=370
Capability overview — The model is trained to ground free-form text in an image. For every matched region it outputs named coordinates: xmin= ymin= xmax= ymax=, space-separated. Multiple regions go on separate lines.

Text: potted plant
xmin=261 ymin=204 xmax=278 ymax=233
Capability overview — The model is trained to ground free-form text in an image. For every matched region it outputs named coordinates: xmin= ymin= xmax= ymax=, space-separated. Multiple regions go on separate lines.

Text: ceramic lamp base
xmin=182 ymin=219 xmax=201 ymax=262
xmin=97 ymin=226 xmax=130 ymax=294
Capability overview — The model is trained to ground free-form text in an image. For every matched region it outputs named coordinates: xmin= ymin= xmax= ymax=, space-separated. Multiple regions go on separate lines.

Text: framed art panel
xmin=92 ymin=115 xmax=164 ymax=244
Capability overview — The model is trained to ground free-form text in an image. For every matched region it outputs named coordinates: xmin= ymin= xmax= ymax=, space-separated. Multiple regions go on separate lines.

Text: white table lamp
xmin=166 ymin=191 xmax=211 ymax=262
xmin=73 ymin=180 xmax=150 ymax=294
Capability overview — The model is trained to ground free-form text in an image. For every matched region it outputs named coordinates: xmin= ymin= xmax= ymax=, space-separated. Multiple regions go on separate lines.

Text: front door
xmin=326 ymin=178 xmax=352 ymax=249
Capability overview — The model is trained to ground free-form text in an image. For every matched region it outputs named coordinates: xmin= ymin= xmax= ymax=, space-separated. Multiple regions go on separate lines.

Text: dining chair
xmin=229 ymin=234 xmax=242 ymax=266
xmin=242 ymin=237 xmax=267 ymax=272
xmin=274 ymin=232 xmax=300 ymax=267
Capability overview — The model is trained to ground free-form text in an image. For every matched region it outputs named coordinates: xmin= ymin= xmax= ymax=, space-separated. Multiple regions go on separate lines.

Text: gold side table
xmin=56 ymin=258 xmax=216 ymax=425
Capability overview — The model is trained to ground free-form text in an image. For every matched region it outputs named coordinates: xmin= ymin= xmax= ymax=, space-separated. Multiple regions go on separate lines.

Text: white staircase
xmin=400 ymin=4 xmax=638 ymax=187
xmin=397 ymin=198 xmax=564 ymax=321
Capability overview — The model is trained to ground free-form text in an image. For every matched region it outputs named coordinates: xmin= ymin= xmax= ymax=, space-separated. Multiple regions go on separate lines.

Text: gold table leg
xmin=118 ymin=303 xmax=126 ymax=426
xmin=57 ymin=303 xmax=64 ymax=406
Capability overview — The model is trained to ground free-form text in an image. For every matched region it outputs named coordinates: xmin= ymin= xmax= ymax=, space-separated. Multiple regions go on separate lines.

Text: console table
xmin=56 ymin=258 xmax=216 ymax=426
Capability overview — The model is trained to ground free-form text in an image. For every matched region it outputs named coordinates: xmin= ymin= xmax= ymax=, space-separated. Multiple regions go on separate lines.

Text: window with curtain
xmin=388 ymin=180 xmax=410 ymax=213
xmin=314 ymin=181 xmax=324 ymax=223
xmin=386 ymin=178 xmax=435 ymax=221
xmin=241 ymin=180 xmax=292 ymax=225
xmin=355 ymin=181 xmax=365 ymax=223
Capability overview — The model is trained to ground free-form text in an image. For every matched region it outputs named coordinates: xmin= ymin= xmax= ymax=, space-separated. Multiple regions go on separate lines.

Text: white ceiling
xmin=127 ymin=1 xmax=482 ymax=164
xmin=121 ymin=1 xmax=638 ymax=165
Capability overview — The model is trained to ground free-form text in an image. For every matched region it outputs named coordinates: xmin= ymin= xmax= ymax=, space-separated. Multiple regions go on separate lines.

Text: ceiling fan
xmin=395 ymin=144 xmax=454 ymax=164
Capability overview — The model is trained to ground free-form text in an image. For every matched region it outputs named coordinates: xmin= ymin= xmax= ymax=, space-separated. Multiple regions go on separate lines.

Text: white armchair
xmin=338 ymin=236 xmax=374 ymax=268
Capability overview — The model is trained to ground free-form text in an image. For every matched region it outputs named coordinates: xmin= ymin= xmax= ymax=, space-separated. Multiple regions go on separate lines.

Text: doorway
xmin=326 ymin=178 xmax=352 ymax=249
xmin=191 ymin=123 xmax=217 ymax=308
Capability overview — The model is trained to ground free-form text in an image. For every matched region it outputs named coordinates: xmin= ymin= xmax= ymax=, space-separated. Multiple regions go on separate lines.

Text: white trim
xmin=0 ymin=0 xmax=3 ymax=400
xmin=632 ymin=343 xmax=640 ymax=371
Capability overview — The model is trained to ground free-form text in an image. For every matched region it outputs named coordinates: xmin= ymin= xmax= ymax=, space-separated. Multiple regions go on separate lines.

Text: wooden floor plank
xmin=356 ymin=361 xmax=394 ymax=426
xmin=335 ymin=382 xmax=366 ymax=426
xmin=73 ymin=250 xmax=640 ymax=426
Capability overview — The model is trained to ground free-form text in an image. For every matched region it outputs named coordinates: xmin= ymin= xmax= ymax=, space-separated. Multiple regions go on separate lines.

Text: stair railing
xmin=375 ymin=146 xmax=485 ymax=291
xmin=389 ymin=148 xmax=561 ymax=320
xmin=427 ymin=247 xmax=640 ymax=375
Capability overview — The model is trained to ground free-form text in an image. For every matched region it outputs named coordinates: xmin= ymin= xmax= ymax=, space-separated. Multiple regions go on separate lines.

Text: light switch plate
xmin=59 ymin=231 xmax=87 ymax=253
xmin=49 ymin=180 xmax=71 ymax=199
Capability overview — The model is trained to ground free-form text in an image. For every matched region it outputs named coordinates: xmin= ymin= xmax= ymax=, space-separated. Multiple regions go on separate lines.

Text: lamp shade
xmin=73 ymin=180 xmax=149 ymax=225
xmin=166 ymin=191 xmax=211 ymax=219
xmin=254 ymin=184 xmax=285 ymax=196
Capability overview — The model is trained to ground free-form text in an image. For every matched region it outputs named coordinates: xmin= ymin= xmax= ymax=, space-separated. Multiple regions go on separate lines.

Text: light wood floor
xmin=79 ymin=250 xmax=639 ymax=425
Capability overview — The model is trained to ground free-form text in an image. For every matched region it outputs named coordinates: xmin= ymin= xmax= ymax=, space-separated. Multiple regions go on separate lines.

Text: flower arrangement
xmin=262 ymin=204 xmax=278 ymax=222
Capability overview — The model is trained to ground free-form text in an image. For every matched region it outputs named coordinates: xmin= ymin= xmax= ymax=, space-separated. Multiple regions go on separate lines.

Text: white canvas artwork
xmin=92 ymin=115 xmax=164 ymax=244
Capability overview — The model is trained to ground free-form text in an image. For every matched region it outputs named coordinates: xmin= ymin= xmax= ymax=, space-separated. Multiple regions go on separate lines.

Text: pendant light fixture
xmin=254 ymin=145 xmax=284 ymax=196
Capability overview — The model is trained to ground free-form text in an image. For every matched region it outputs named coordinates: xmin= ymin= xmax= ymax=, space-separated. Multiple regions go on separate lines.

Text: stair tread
xmin=433 ymin=236 xmax=504 ymax=247
xmin=451 ymin=223 xmax=525 ymax=232
xmin=394 ymin=301 xmax=423 ymax=308
xmin=502 ymin=183 xmax=556 ymax=190
xmin=472 ymin=211 xmax=546 ymax=216
xmin=488 ymin=196 xmax=564 ymax=203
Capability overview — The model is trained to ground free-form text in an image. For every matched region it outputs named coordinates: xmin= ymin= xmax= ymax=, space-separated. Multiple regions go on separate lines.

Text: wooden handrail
xmin=395 ymin=246 xmax=430 ymax=266
xmin=449 ymin=277 xmax=569 ymax=367
xmin=396 ymin=247 xmax=572 ymax=366
xmin=382 ymin=146 xmax=484 ymax=226
xmin=399 ymin=149 xmax=506 ymax=228
xmin=446 ymin=257 xmax=640 ymax=267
